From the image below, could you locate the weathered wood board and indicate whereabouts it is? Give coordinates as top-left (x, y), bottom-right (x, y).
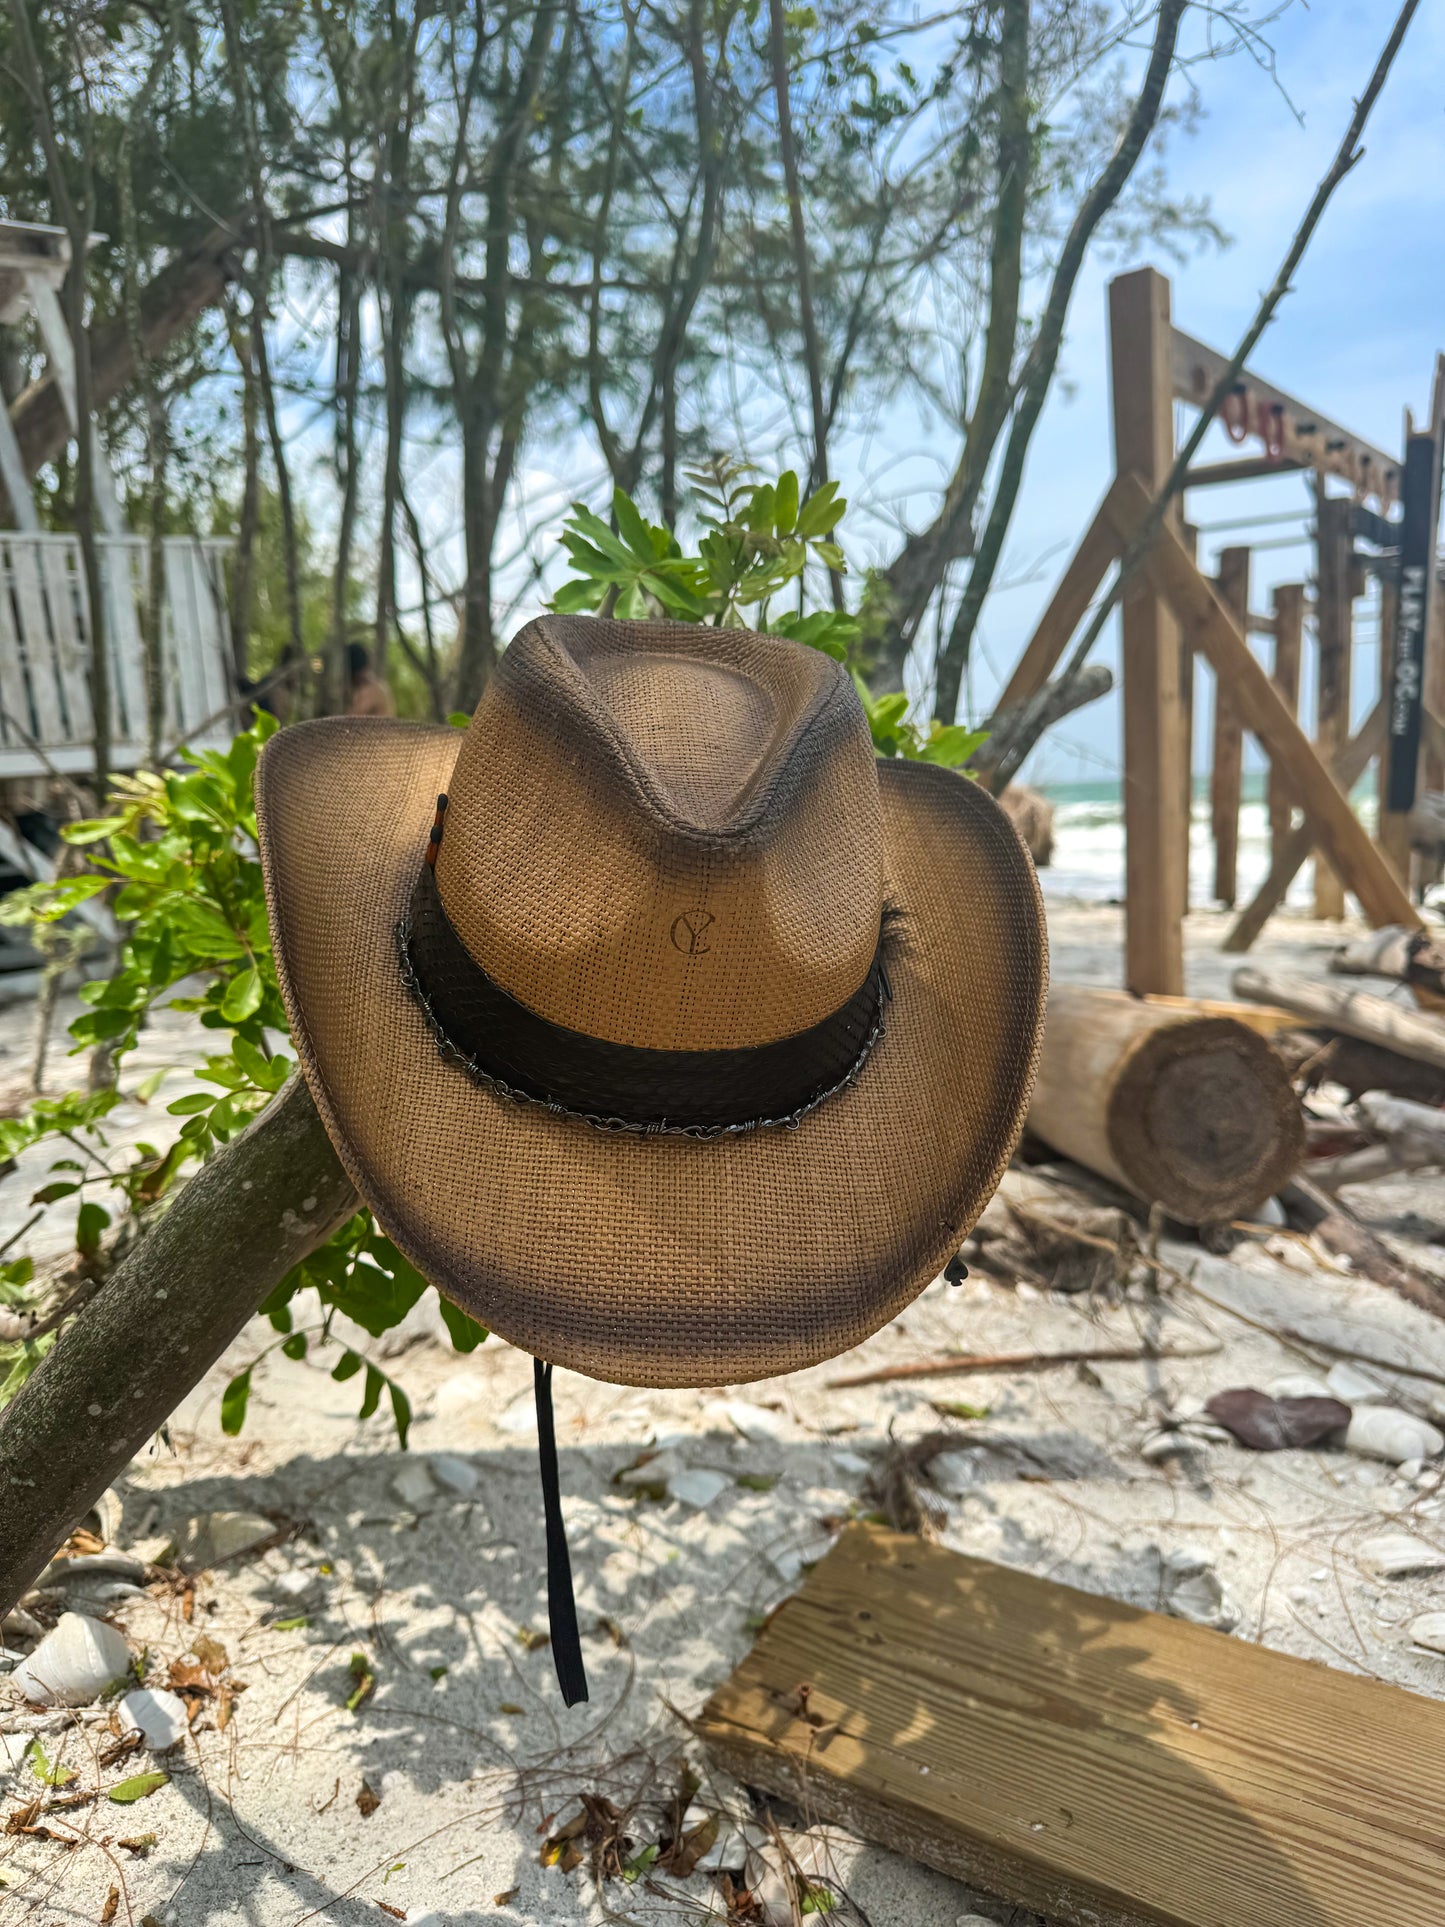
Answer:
top-left (697, 1524), bottom-right (1445, 1927)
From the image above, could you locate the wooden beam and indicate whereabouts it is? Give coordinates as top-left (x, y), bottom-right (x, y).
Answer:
top-left (1110, 269), bottom-right (1186, 996)
top-left (1182, 454), bottom-right (1307, 489)
top-left (1171, 326), bottom-right (1401, 507)
top-left (1313, 496), bottom-right (1356, 918)
top-left (1209, 546), bottom-right (1249, 906)
top-left (988, 490), bottom-right (1120, 720)
top-left (1105, 472), bottom-right (1420, 934)
top-left (699, 1524), bottom-right (1445, 1927)
top-left (1223, 701), bottom-right (1386, 951)
top-left (1267, 582), bottom-right (1304, 861)
top-left (1180, 523), bottom-right (1198, 913)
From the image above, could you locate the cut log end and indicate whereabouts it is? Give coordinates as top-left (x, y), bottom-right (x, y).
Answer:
top-left (1109, 1017), bottom-right (1304, 1224)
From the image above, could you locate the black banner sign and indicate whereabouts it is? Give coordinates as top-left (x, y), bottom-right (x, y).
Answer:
top-left (1386, 434), bottom-right (1437, 815)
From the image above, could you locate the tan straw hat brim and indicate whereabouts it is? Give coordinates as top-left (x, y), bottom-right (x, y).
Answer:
top-left (257, 718), bottom-right (1046, 1388)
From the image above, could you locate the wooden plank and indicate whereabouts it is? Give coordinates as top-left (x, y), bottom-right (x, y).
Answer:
top-left (164, 539), bottom-right (209, 738)
top-left (989, 491), bottom-right (1119, 720)
top-left (99, 538), bottom-right (148, 756)
top-left (1182, 454), bottom-right (1307, 488)
top-left (1106, 473), bottom-right (1420, 933)
top-left (1110, 269), bottom-right (1186, 996)
top-left (1422, 353), bottom-right (1445, 819)
top-left (1179, 523), bottom-right (1197, 913)
top-left (698, 1524), bottom-right (1445, 1927)
top-left (1170, 325), bottom-right (1401, 506)
top-left (0, 537), bottom-right (37, 752)
top-left (1268, 582), bottom-right (1304, 859)
top-left (1223, 700), bottom-right (1385, 952)
top-left (1312, 496), bottom-right (1355, 918)
top-left (1209, 545), bottom-right (1249, 905)
top-left (37, 539), bottom-right (92, 746)
top-left (12, 541), bottom-right (66, 748)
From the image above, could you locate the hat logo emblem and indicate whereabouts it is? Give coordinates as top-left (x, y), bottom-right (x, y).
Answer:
top-left (670, 908), bottom-right (715, 956)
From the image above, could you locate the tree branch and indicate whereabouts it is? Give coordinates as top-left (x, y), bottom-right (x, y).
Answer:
top-left (0, 1074), bottom-right (356, 1616)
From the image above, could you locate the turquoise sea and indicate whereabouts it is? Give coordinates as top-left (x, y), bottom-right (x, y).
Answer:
top-left (1032, 772), bottom-right (1379, 907)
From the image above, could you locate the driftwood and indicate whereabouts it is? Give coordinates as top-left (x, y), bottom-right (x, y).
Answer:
top-left (1282, 1176), bottom-right (1445, 1325)
top-left (1028, 985), bottom-right (1304, 1224)
top-left (997, 784), bottom-right (1055, 867)
top-left (1280, 1029), bottom-right (1445, 1107)
top-left (827, 1341), bottom-right (1218, 1391)
top-left (967, 1168), bottom-right (1139, 1292)
top-left (0, 1074), bottom-right (356, 1615)
top-left (1234, 967), bottom-right (1445, 1074)
top-left (1330, 925), bottom-right (1445, 1015)
top-left (1311, 1092), bottom-right (1445, 1189)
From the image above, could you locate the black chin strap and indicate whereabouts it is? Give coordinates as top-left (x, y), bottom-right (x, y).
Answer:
top-left (533, 1359), bottom-right (589, 1706)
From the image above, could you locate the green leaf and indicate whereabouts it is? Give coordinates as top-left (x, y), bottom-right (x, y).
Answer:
top-left (613, 487), bottom-right (656, 561)
top-left (281, 1332), bottom-right (308, 1360)
top-left (345, 1651), bottom-right (375, 1712)
top-left (773, 469), bottom-right (799, 534)
top-left (220, 1367), bottom-right (252, 1437)
top-left (438, 1296), bottom-right (488, 1353)
top-left (27, 1739), bottom-right (76, 1787)
top-left (389, 1380), bottom-right (412, 1449)
top-left (108, 1770), bottom-right (170, 1804)
top-left (75, 1201), bottom-right (110, 1259)
top-left (331, 1349), bottom-right (363, 1382)
top-left (358, 1364), bottom-right (384, 1422)
top-left (134, 1067), bottom-right (169, 1103)
top-left (220, 966), bottom-right (263, 1023)
top-left (796, 479), bottom-right (845, 537)
top-left (447, 711), bottom-right (471, 728)
top-left (29, 1181), bottom-right (78, 1205)
top-left (273, 1613), bottom-right (309, 1631)
top-left (621, 1843), bottom-right (659, 1884)
top-left (166, 1092), bottom-right (216, 1116)
top-left (916, 724), bottom-right (988, 768)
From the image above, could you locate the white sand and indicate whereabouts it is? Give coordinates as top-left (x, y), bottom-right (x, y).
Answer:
top-left (3, 899), bottom-right (1445, 1926)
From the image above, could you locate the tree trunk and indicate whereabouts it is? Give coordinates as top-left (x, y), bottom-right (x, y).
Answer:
top-left (1028, 985), bottom-right (1304, 1223)
top-left (0, 1074), bottom-right (356, 1616)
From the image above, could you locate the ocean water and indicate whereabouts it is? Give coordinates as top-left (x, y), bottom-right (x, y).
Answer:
top-left (1035, 773), bottom-right (1378, 909)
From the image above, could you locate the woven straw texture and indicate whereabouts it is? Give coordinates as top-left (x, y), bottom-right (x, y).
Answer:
top-left (256, 617), bottom-right (1047, 1388)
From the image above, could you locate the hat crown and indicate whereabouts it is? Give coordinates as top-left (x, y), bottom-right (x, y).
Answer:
top-left (433, 616), bottom-right (884, 1050)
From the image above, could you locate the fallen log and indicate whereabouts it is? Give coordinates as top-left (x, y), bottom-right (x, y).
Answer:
top-left (0, 1073), bottom-right (356, 1616)
top-left (1234, 967), bottom-right (1445, 1074)
top-left (1028, 986), bottom-right (1304, 1224)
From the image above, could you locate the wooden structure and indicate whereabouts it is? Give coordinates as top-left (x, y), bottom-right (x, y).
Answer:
top-left (699, 1523), bottom-right (1445, 1927)
top-left (997, 267), bottom-right (1439, 994)
top-left (1028, 984), bottom-right (1303, 1222)
top-left (0, 221), bottom-right (234, 782)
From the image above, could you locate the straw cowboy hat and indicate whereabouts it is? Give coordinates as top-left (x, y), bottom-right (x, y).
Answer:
top-left (256, 615), bottom-right (1047, 1391)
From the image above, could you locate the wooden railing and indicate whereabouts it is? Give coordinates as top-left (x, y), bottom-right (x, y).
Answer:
top-left (0, 531), bottom-right (234, 779)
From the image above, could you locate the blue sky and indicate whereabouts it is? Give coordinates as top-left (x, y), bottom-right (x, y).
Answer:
top-left (954, 0), bottom-right (1445, 786)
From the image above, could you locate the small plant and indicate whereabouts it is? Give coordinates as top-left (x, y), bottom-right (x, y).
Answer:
top-left (552, 460), bottom-right (987, 770)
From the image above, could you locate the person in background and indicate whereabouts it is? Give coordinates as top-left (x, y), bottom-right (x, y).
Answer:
top-left (347, 641), bottom-right (396, 718)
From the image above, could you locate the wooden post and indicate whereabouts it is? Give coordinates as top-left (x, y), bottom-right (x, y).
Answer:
top-left (1105, 473), bottom-right (1420, 934)
top-left (1209, 546), bottom-right (1250, 905)
top-left (1109, 268), bottom-right (1186, 996)
top-left (1269, 583), bottom-right (1304, 861)
top-left (1181, 522), bottom-right (1198, 914)
top-left (1421, 356), bottom-right (1445, 892)
top-left (1313, 496), bottom-right (1355, 918)
top-left (1376, 564), bottom-right (1410, 884)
